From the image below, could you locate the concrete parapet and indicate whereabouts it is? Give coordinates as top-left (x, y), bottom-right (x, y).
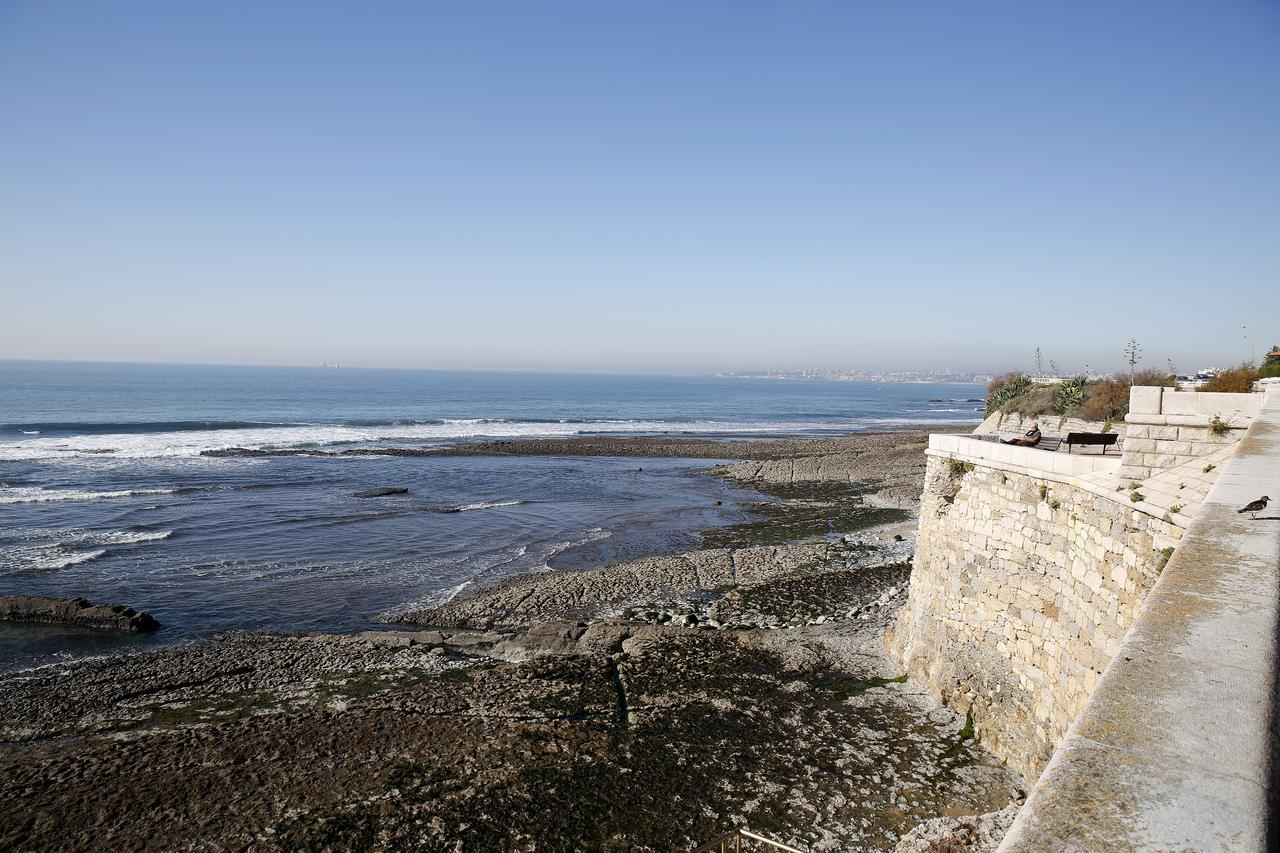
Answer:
top-left (929, 434), bottom-right (1120, 480)
top-left (1119, 386), bottom-right (1262, 479)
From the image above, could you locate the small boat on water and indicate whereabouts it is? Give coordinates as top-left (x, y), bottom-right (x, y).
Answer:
top-left (20, 430), bottom-right (39, 435)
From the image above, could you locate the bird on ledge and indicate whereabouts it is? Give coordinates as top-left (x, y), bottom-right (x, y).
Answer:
top-left (1237, 496), bottom-right (1270, 519)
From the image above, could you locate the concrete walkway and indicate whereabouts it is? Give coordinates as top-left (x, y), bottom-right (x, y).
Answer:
top-left (998, 386), bottom-right (1280, 851)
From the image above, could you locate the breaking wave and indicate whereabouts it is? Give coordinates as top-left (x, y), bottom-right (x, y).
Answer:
top-left (439, 500), bottom-right (526, 513)
top-left (0, 527), bottom-right (173, 572)
top-left (0, 546), bottom-right (108, 572)
top-left (0, 413), bottom-right (980, 462)
top-left (0, 486), bottom-right (178, 505)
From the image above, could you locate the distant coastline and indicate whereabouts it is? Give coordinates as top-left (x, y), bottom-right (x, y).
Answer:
top-left (717, 370), bottom-right (992, 383)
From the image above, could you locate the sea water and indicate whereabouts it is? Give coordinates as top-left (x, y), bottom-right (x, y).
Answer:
top-left (0, 361), bottom-right (983, 670)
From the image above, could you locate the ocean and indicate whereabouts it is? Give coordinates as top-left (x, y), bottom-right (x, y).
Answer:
top-left (0, 361), bottom-right (983, 670)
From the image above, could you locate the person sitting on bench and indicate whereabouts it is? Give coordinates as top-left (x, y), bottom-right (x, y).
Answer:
top-left (1003, 422), bottom-right (1042, 447)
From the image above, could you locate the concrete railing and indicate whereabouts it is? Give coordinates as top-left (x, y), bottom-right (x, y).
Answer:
top-left (1120, 386), bottom-right (1263, 480)
top-left (928, 433), bottom-right (1121, 479)
top-left (998, 386), bottom-right (1280, 850)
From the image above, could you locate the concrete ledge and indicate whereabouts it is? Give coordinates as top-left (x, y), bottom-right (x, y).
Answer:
top-left (1129, 387), bottom-right (1265, 420)
top-left (929, 434), bottom-right (1120, 478)
top-left (998, 387), bottom-right (1280, 851)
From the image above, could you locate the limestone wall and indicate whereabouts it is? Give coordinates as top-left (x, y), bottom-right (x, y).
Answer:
top-left (887, 454), bottom-right (1182, 783)
top-left (998, 385), bottom-right (1280, 850)
top-left (974, 411), bottom-right (1119, 440)
top-left (1118, 386), bottom-right (1261, 479)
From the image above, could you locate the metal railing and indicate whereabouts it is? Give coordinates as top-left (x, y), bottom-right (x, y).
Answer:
top-left (691, 828), bottom-right (805, 853)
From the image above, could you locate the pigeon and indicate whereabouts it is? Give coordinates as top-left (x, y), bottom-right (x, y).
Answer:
top-left (1237, 496), bottom-right (1269, 519)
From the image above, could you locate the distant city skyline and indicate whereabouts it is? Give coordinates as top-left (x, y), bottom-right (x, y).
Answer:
top-left (0, 354), bottom-right (1261, 383)
top-left (1, 2), bottom-right (1277, 372)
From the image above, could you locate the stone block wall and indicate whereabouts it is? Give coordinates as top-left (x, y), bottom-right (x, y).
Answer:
top-left (887, 455), bottom-right (1182, 783)
top-left (975, 411), bottom-right (1119, 440)
top-left (1118, 387), bottom-right (1261, 480)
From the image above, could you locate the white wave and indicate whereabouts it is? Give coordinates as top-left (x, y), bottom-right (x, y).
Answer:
top-left (0, 415), bottom-right (975, 461)
top-left (0, 546), bottom-right (108, 571)
top-left (443, 500), bottom-right (525, 513)
top-left (0, 527), bottom-right (172, 551)
top-left (377, 581), bottom-right (471, 621)
top-left (0, 486), bottom-right (177, 504)
top-left (541, 527), bottom-right (612, 565)
top-left (93, 529), bottom-right (173, 545)
top-left (421, 579), bottom-right (473, 609)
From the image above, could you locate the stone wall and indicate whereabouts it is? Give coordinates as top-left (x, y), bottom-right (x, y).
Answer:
top-left (1118, 386), bottom-right (1261, 480)
top-left (998, 385), bottom-right (1280, 850)
top-left (887, 454), bottom-right (1183, 783)
top-left (974, 411), bottom-right (1119, 440)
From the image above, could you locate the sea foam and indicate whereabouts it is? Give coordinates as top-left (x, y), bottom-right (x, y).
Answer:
top-left (0, 546), bottom-right (109, 572)
top-left (0, 414), bottom-right (975, 462)
top-left (0, 486), bottom-right (177, 505)
top-left (440, 500), bottom-right (526, 513)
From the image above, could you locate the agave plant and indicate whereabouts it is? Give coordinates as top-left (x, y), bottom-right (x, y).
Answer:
top-left (1053, 376), bottom-right (1087, 415)
top-left (985, 373), bottom-right (1032, 415)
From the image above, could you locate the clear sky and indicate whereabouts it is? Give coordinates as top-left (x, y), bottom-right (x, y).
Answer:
top-left (1, 2), bottom-right (1276, 375)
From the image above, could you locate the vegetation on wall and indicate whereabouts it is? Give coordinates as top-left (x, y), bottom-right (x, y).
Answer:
top-left (986, 369), bottom-right (1175, 422)
top-left (984, 372), bottom-right (1032, 415)
top-left (1052, 377), bottom-right (1087, 415)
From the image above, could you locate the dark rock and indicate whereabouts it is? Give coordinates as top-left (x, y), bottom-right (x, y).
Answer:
top-left (0, 595), bottom-right (159, 633)
top-left (352, 487), bottom-right (409, 498)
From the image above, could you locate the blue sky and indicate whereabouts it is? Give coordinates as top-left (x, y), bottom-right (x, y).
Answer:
top-left (1, 2), bottom-right (1276, 374)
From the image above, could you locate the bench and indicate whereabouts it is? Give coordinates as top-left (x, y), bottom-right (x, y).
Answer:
top-left (1064, 432), bottom-right (1120, 454)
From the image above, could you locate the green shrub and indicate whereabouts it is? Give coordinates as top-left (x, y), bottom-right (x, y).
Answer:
top-left (1130, 491), bottom-right (1145, 503)
top-left (1170, 503), bottom-right (1184, 514)
top-left (985, 373), bottom-right (1032, 415)
top-left (1208, 415), bottom-right (1229, 436)
top-left (1260, 362), bottom-right (1280, 379)
top-left (1157, 546), bottom-right (1175, 571)
top-left (999, 384), bottom-right (1057, 416)
top-left (996, 369), bottom-right (1174, 423)
top-left (1053, 376), bottom-right (1087, 415)
top-left (948, 459), bottom-right (975, 476)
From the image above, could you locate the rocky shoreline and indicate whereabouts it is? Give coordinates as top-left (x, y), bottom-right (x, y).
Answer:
top-left (0, 595), bottom-right (159, 633)
top-left (0, 429), bottom-right (1021, 851)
